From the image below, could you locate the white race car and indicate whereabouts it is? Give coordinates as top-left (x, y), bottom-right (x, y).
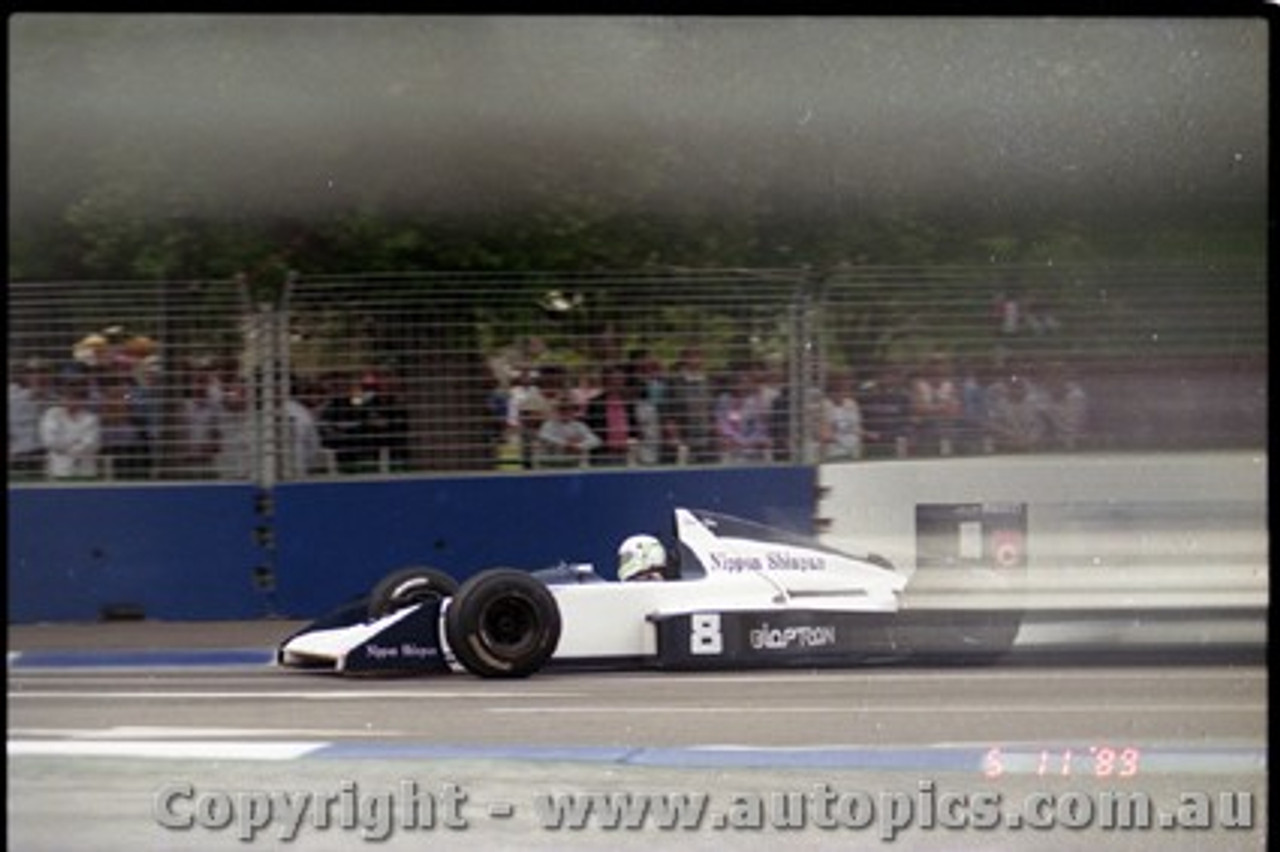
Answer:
top-left (278, 507), bottom-right (1018, 678)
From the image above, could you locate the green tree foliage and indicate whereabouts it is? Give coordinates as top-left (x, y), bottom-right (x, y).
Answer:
top-left (10, 136), bottom-right (1264, 280)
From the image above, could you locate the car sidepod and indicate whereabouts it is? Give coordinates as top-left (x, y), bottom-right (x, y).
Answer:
top-left (651, 608), bottom-right (900, 669)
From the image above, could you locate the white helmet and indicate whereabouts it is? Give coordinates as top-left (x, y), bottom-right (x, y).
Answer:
top-left (617, 534), bottom-right (666, 581)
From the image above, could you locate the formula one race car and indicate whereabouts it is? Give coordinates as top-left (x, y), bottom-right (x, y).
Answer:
top-left (277, 507), bottom-right (1020, 678)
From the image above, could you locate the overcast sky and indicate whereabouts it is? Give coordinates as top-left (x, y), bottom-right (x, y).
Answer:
top-left (8, 15), bottom-right (1268, 229)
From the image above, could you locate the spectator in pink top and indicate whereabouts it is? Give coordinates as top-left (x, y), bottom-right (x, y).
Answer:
top-left (584, 365), bottom-right (635, 467)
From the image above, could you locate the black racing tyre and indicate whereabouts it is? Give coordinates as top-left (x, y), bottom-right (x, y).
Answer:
top-left (367, 567), bottom-right (459, 619)
top-left (444, 568), bottom-right (561, 678)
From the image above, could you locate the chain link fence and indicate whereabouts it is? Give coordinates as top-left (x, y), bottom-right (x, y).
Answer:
top-left (8, 264), bottom-right (1266, 483)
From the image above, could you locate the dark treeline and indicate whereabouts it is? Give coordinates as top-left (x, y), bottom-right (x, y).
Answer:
top-left (9, 201), bottom-right (1264, 283)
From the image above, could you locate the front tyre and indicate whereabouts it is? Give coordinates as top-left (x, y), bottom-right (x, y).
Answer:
top-left (368, 567), bottom-right (459, 619)
top-left (445, 568), bottom-right (561, 678)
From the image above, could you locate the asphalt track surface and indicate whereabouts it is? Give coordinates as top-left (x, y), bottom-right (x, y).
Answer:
top-left (8, 620), bottom-right (1267, 851)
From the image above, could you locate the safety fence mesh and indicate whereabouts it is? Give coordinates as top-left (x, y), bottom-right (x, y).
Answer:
top-left (8, 263), bottom-right (1266, 482)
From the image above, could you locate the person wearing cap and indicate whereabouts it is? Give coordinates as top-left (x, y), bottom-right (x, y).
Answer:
top-left (617, 534), bottom-right (668, 582)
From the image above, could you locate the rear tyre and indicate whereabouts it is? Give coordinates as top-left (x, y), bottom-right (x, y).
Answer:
top-left (445, 568), bottom-right (561, 678)
top-left (368, 567), bottom-right (459, 619)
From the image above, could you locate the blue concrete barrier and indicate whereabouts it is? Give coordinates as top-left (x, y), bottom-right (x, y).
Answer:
top-left (12, 454), bottom-right (1263, 624)
top-left (8, 484), bottom-right (267, 622)
top-left (271, 467), bottom-right (815, 617)
top-left (9, 467), bottom-right (814, 622)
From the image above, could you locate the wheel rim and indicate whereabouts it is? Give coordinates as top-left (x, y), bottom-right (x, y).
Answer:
top-left (478, 594), bottom-right (539, 656)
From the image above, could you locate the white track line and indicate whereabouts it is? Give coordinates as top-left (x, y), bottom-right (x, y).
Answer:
top-left (8, 740), bottom-right (325, 760)
top-left (486, 703), bottom-right (1262, 715)
top-left (9, 726), bottom-right (403, 739)
top-left (572, 669), bottom-right (1267, 685)
top-left (8, 690), bottom-right (588, 700)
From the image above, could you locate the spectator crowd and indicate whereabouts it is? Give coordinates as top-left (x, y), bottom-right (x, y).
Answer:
top-left (10, 328), bottom-right (1090, 482)
top-left (484, 337), bottom-right (1090, 471)
top-left (8, 328), bottom-right (413, 482)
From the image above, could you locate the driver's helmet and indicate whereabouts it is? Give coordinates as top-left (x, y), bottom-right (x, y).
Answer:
top-left (617, 534), bottom-right (667, 582)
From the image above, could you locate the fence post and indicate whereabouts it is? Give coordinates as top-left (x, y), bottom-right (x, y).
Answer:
top-left (272, 272), bottom-right (294, 482)
top-left (789, 271), bottom-right (825, 465)
top-left (239, 271), bottom-right (294, 487)
top-left (238, 271), bottom-right (292, 616)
